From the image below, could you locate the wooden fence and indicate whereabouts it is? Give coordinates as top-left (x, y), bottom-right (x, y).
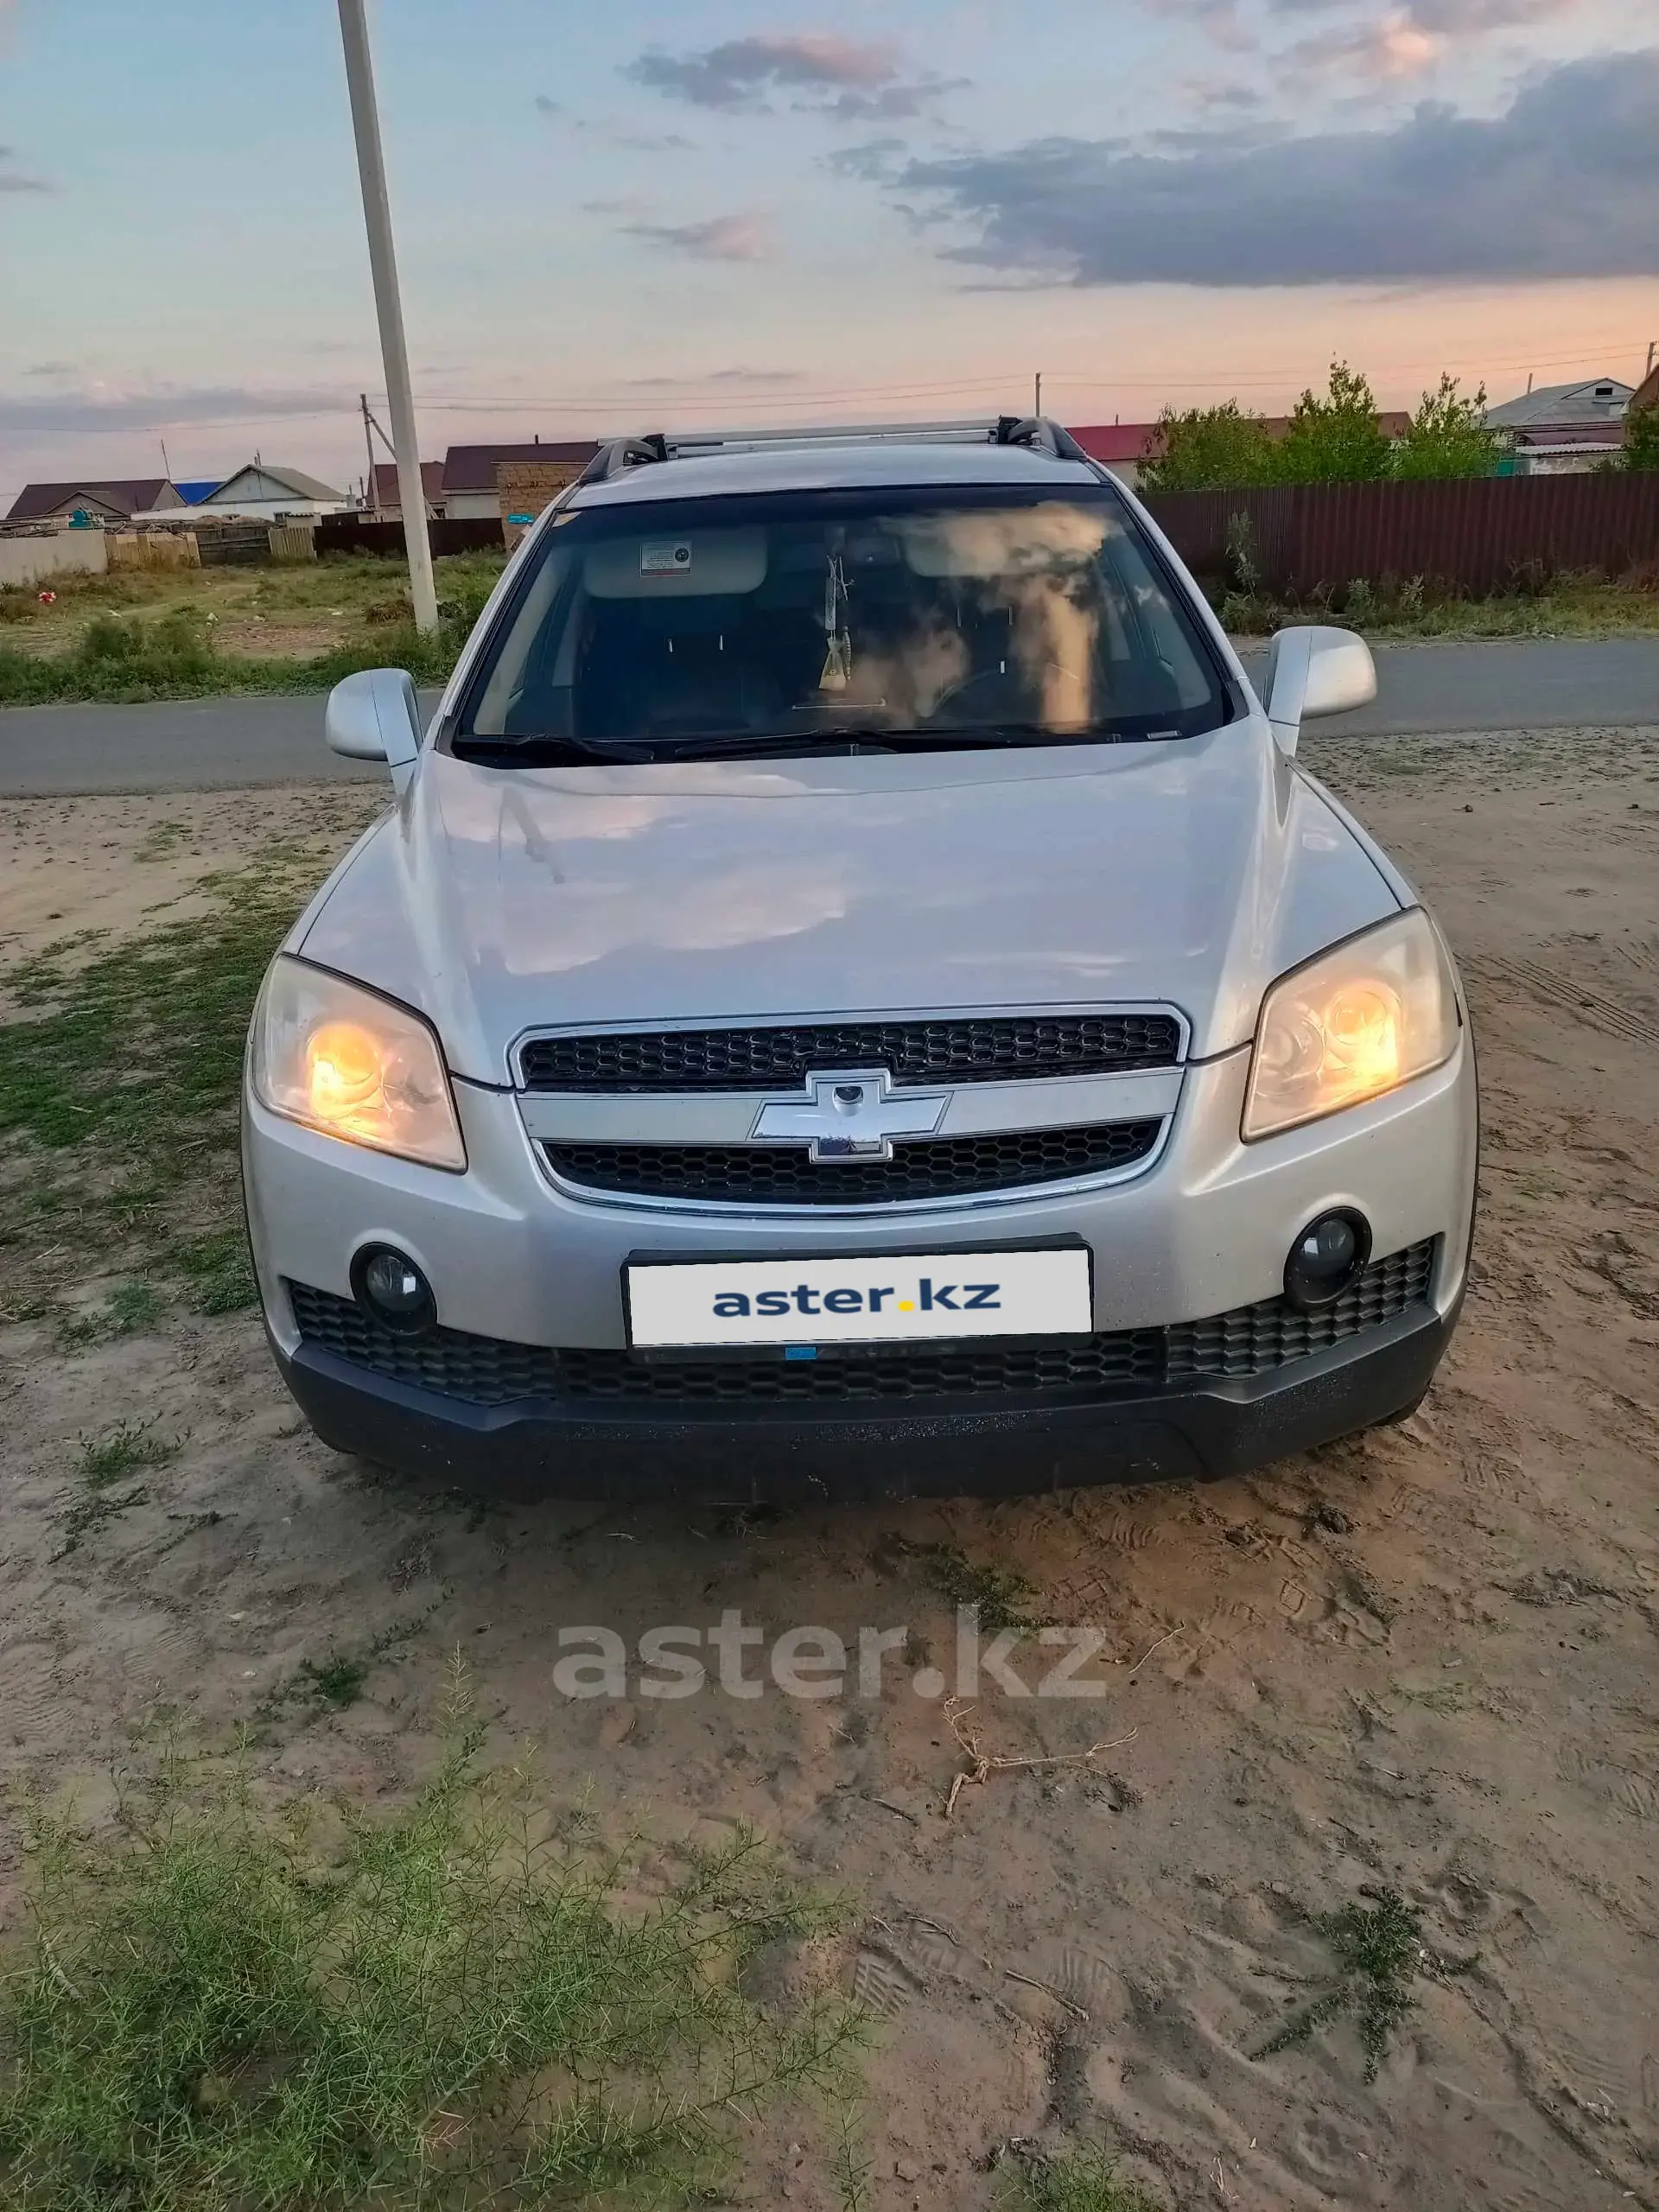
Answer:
top-left (1141, 473), bottom-right (1659, 596)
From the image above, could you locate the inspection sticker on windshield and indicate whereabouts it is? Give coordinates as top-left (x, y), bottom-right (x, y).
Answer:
top-left (626, 1248), bottom-right (1091, 1350)
top-left (640, 539), bottom-right (693, 575)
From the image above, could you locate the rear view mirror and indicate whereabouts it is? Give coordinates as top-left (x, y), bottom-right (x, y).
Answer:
top-left (1263, 626), bottom-right (1376, 758)
top-left (325, 668), bottom-right (423, 792)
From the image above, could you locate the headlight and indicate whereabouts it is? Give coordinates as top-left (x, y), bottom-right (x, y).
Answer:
top-left (1243, 910), bottom-right (1459, 1141)
top-left (250, 957), bottom-right (466, 1171)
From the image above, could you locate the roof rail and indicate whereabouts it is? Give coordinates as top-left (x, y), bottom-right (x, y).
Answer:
top-left (575, 416), bottom-right (1084, 481)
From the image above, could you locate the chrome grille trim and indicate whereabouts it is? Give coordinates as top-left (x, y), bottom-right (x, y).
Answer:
top-left (516, 1065), bottom-right (1185, 1147)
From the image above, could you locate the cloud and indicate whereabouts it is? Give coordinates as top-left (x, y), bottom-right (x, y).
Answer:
top-left (0, 385), bottom-right (347, 435)
top-left (620, 368), bottom-right (805, 391)
top-left (610, 129), bottom-right (696, 151)
top-left (622, 213), bottom-right (772, 263)
top-left (626, 33), bottom-right (898, 107)
top-left (1287, 11), bottom-right (1446, 77)
top-left (535, 94), bottom-right (693, 150)
top-left (624, 33), bottom-right (963, 120)
top-left (0, 143), bottom-right (51, 192)
top-left (823, 137), bottom-right (911, 181)
top-left (883, 49), bottom-right (1659, 286)
top-left (1156, 0), bottom-right (1259, 52)
top-left (1270, 0), bottom-right (1577, 21)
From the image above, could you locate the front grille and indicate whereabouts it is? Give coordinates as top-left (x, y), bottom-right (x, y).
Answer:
top-left (287, 1239), bottom-right (1435, 1410)
top-left (519, 1012), bottom-right (1182, 1093)
top-left (543, 1121), bottom-right (1163, 1206)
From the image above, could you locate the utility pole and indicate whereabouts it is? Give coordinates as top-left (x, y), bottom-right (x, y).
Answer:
top-left (337, 0), bottom-right (437, 631)
top-left (361, 393), bottom-right (380, 516)
top-left (1034, 370), bottom-right (1043, 417)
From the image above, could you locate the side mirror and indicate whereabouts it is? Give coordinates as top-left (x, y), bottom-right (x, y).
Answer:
top-left (325, 668), bottom-right (423, 792)
top-left (1262, 626), bottom-right (1376, 758)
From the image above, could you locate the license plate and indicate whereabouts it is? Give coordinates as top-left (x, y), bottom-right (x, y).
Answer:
top-left (625, 1247), bottom-right (1092, 1351)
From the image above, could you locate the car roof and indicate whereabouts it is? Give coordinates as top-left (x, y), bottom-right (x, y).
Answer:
top-left (567, 440), bottom-right (1103, 509)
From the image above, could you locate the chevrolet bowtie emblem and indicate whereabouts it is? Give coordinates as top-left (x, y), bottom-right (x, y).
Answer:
top-left (750, 1068), bottom-right (948, 1162)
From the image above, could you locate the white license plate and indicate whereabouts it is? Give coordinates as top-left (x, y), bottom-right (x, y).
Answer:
top-left (625, 1248), bottom-right (1092, 1351)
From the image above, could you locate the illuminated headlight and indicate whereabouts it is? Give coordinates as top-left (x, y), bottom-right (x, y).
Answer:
top-left (250, 957), bottom-right (466, 1171)
top-left (1243, 910), bottom-right (1459, 1141)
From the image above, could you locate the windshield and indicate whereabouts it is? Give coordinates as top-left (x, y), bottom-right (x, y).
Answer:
top-left (454, 481), bottom-right (1230, 763)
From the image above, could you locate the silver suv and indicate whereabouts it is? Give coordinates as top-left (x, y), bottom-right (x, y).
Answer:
top-left (243, 417), bottom-right (1477, 1501)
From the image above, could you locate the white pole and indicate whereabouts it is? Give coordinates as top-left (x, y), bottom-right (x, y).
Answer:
top-left (337, 0), bottom-right (438, 632)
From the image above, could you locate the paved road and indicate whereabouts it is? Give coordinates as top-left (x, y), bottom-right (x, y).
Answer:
top-left (2, 639), bottom-right (1656, 796)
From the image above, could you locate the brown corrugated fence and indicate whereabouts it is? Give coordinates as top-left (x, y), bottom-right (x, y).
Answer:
top-left (1141, 474), bottom-right (1659, 596)
top-left (314, 517), bottom-right (508, 560)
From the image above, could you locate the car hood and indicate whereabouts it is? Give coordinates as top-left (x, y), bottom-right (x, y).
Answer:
top-left (297, 721), bottom-right (1399, 1085)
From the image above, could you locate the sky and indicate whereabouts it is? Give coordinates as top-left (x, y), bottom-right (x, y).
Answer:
top-left (1, 0), bottom-right (1656, 505)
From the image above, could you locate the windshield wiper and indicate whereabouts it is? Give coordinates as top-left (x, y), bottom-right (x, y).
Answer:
top-left (641, 727), bottom-right (904, 760)
top-left (452, 723), bottom-right (1136, 769)
top-left (452, 733), bottom-right (646, 766)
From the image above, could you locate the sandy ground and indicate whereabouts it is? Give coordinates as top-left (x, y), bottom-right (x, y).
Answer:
top-left (1, 728), bottom-right (1657, 2209)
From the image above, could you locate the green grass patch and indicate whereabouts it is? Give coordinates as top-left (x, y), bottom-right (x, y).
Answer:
top-left (1257, 1887), bottom-right (1476, 2082)
top-left (996, 2141), bottom-right (1163, 2211)
top-left (918, 1543), bottom-right (1046, 1636)
top-left (0, 609), bottom-right (461, 706)
top-left (0, 1715), bottom-right (864, 2210)
top-left (79, 1421), bottom-right (182, 1491)
top-left (1219, 568), bottom-right (1659, 641)
top-left (0, 851), bottom-right (321, 1313)
top-left (58, 1279), bottom-right (164, 1347)
top-left (169, 1229), bottom-right (259, 1316)
top-left (0, 551), bottom-right (506, 706)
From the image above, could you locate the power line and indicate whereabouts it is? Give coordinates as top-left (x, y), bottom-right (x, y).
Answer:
top-left (22, 334), bottom-right (1650, 441)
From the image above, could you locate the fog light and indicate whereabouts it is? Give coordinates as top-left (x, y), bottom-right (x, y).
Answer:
top-left (1284, 1210), bottom-right (1370, 1312)
top-left (353, 1245), bottom-right (435, 1336)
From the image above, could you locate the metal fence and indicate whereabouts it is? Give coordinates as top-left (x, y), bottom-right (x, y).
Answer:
top-left (1141, 473), bottom-right (1659, 596)
top-left (314, 516), bottom-right (505, 560)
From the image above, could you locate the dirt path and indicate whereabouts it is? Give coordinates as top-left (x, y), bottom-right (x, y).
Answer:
top-left (1, 732), bottom-right (1656, 2209)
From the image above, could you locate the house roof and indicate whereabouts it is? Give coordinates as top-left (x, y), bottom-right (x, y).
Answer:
top-left (1067, 410), bottom-right (1413, 472)
top-left (440, 440), bottom-right (599, 495)
top-left (5, 477), bottom-right (175, 523)
top-left (200, 463), bottom-right (346, 505)
top-left (173, 479), bottom-right (222, 505)
top-left (369, 460), bottom-right (446, 511)
top-left (1067, 423), bottom-right (1163, 465)
top-left (1513, 423), bottom-right (1626, 448)
top-left (1630, 364), bottom-right (1659, 416)
top-left (1486, 378), bottom-right (1633, 430)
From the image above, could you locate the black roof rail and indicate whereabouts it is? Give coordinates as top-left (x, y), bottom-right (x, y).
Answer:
top-left (574, 435), bottom-right (672, 486)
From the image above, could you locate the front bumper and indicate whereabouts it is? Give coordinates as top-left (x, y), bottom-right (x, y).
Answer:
top-left (245, 1027), bottom-right (1476, 1501)
top-left (273, 1294), bottom-right (1452, 1503)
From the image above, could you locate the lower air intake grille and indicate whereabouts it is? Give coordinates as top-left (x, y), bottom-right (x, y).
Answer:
top-left (287, 1239), bottom-right (1435, 1410)
top-left (543, 1121), bottom-right (1162, 1206)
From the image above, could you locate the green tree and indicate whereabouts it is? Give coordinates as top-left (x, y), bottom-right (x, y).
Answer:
top-left (1622, 405), bottom-right (1659, 472)
top-left (1141, 399), bottom-right (1277, 493)
top-left (1393, 373), bottom-right (1503, 480)
top-left (1275, 360), bottom-right (1393, 485)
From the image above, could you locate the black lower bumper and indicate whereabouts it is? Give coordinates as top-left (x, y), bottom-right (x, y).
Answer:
top-left (273, 1299), bottom-right (1454, 1504)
